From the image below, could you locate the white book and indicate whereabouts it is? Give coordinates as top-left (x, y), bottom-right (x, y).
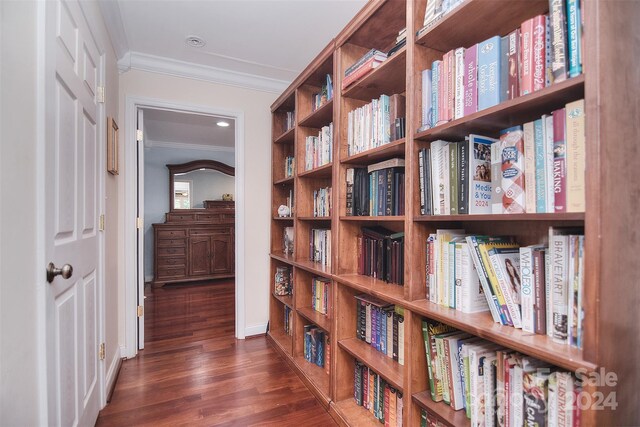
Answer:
top-left (548, 372), bottom-right (559, 427)
top-left (550, 228), bottom-right (573, 343)
top-left (430, 140), bottom-right (450, 215)
top-left (557, 371), bottom-right (574, 427)
top-left (512, 364), bottom-right (524, 427)
top-left (519, 245), bottom-right (543, 333)
top-left (545, 250), bottom-right (553, 337)
top-left (483, 354), bottom-right (498, 427)
top-left (454, 47), bottom-right (466, 119)
top-left (544, 114), bottom-right (555, 212)
top-left (488, 248), bottom-right (523, 328)
top-left (523, 121), bottom-right (537, 213)
top-left (468, 343), bottom-right (501, 426)
top-left (490, 142), bottom-right (503, 214)
top-left (459, 241), bottom-right (490, 313)
top-left (436, 229), bottom-right (465, 306)
top-left (444, 333), bottom-right (471, 410)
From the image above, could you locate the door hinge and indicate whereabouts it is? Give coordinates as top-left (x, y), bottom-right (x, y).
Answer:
top-left (137, 305), bottom-right (144, 317)
top-left (97, 86), bottom-right (105, 103)
top-left (98, 343), bottom-right (105, 360)
top-left (136, 129), bottom-right (143, 141)
top-left (99, 214), bottom-right (105, 231)
top-left (136, 217), bottom-right (143, 229)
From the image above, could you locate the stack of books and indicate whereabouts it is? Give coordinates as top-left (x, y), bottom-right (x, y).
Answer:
top-left (353, 361), bottom-right (403, 425)
top-left (311, 277), bottom-right (330, 315)
top-left (342, 48), bottom-right (388, 90)
top-left (304, 123), bottom-right (333, 171)
top-left (312, 186), bottom-right (331, 218)
top-left (303, 325), bottom-right (329, 369)
top-left (355, 295), bottom-right (405, 364)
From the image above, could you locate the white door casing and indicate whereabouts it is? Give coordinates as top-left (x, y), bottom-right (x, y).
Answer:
top-left (43, 0), bottom-right (104, 425)
top-left (136, 108), bottom-right (145, 348)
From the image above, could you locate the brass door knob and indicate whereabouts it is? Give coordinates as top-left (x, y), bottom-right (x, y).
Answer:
top-left (46, 262), bottom-right (73, 283)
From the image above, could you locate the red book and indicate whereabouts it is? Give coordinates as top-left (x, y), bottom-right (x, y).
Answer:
top-left (447, 49), bottom-right (455, 122)
top-left (384, 384), bottom-right (390, 426)
top-left (532, 15), bottom-right (548, 92)
top-left (507, 29), bottom-right (520, 100)
top-left (552, 108), bottom-right (567, 212)
top-left (520, 17), bottom-right (534, 96)
top-left (341, 56), bottom-right (383, 89)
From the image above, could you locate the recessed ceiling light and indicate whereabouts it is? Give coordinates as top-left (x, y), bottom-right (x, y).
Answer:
top-left (216, 121), bottom-right (230, 127)
top-left (185, 35), bottom-right (206, 48)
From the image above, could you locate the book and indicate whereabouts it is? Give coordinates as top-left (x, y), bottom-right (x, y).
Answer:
top-left (490, 142), bottom-right (503, 214)
top-left (346, 168), bottom-right (354, 216)
top-left (274, 266), bottom-right (292, 296)
top-left (458, 141), bottom-right (468, 215)
top-left (458, 241), bottom-right (490, 313)
top-left (342, 56), bottom-right (386, 89)
top-left (499, 126), bottom-right (526, 213)
top-left (534, 118), bottom-right (547, 213)
top-left (544, 114), bottom-right (556, 212)
top-left (422, 320), bottom-right (457, 402)
top-left (432, 60), bottom-right (441, 126)
top-left (477, 36), bottom-right (502, 110)
top-left (454, 47), bottom-right (465, 120)
top-left (467, 134), bottom-right (496, 214)
top-left (449, 142), bottom-right (459, 215)
top-left (520, 245), bottom-right (544, 333)
top-left (549, 0), bottom-right (569, 83)
top-left (523, 369), bottom-right (550, 427)
top-left (533, 247), bottom-right (548, 335)
top-left (533, 15), bottom-right (548, 92)
top-left (345, 48), bottom-right (387, 76)
top-left (521, 16), bottom-right (548, 95)
top-left (552, 108), bottom-right (567, 212)
top-left (283, 226), bottom-right (294, 255)
top-left (500, 35), bottom-right (509, 102)
top-left (463, 44), bottom-right (478, 116)
top-left (565, 99), bottom-right (585, 212)
top-left (488, 247), bottom-right (523, 328)
top-left (430, 140), bottom-right (451, 215)
top-left (507, 29), bottom-right (520, 100)
top-left (389, 94), bottom-right (406, 141)
top-left (419, 69), bottom-right (433, 131)
top-left (523, 121), bottom-right (537, 213)
top-left (567, 0), bottom-right (582, 77)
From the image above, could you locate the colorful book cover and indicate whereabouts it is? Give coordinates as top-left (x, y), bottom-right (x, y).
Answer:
top-left (567, 0), bottom-right (582, 77)
top-left (458, 141), bottom-right (469, 215)
top-left (532, 15), bottom-right (548, 91)
top-left (544, 114), bottom-right (555, 212)
top-left (533, 247), bottom-right (547, 335)
top-left (533, 119), bottom-right (546, 213)
top-left (552, 108), bottom-right (567, 212)
top-left (565, 99), bottom-right (585, 212)
top-left (449, 142), bottom-right (459, 215)
top-left (422, 320), bottom-right (457, 402)
top-left (467, 134), bottom-right (496, 214)
top-left (488, 247), bottom-right (523, 328)
top-left (523, 370), bottom-right (550, 427)
top-left (463, 44), bottom-right (478, 116)
top-left (500, 126), bottom-right (526, 213)
top-left (507, 29), bottom-right (521, 100)
top-left (549, 0), bottom-right (568, 83)
top-left (520, 17), bottom-right (534, 96)
top-left (459, 241), bottom-right (490, 313)
top-left (520, 245), bottom-right (538, 333)
top-left (523, 121), bottom-right (536, 213)
top-left (479, 241), bottom-right (520, 326)
top-left (477, 36), bottom-right (502, 110)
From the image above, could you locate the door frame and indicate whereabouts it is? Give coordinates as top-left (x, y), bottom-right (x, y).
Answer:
top-left (123, 95), bottom-right (246, 358)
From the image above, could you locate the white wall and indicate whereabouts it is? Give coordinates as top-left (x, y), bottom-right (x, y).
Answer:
top-left (0, 0), bottom-right (120, 424)
top-left (143, 146), bottom-right (235, 280)
top-left (120, 69), bottom-right (275, 336)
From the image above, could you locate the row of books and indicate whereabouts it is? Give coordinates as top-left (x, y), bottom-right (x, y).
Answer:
top-left (420, 0), bottom-right (465, 33)
top-left (355, 294), bottom-right (405, 365)
top-left (311, 277), bottom-right (330, 316)
top-left (283, 111), bottom-right (295, 133)
top-left (357, 226), bottom-right (404, 285)
top-left (284, 305), bottom-right (293, 336)
top-left (303, 325), bottom-right (329, 370)
top-left (274, 266), bottom-right (293, 296)
top-left (342, 48), bottom-right (388, 90)
top-left (312, 186), bottom-right (331, 218)
top-left (353, 361), bottom-right (404, 426)
top-left (419, 7), bottom-right (583, 131)
top-left (418, 99), bottom-right (585, 216)
top-left (426, 227), bottom-right (585, 347)
top-left (284, 155), bottom-right (294, 178)
top-left (311, 74), bottom-right (333, 112)
top-left (346, 93), bottom-right (405, 156)
top-left (310, 228), bottom-right (331, 267)
top-left (346, 158), bottom-right (406, 217)
top-left (421, 319), bottom-right (581, 426)
top-left (304, 123), bottom-right (333, 171)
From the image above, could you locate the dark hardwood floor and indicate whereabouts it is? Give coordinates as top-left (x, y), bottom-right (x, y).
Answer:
top-left (96, 280), bottom-right (336, 426)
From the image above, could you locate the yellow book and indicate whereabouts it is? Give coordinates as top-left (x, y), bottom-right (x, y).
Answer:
top-left (566, 99), bottom-right (585, 212)
top-left (478, 242), bottom-right (519, 325)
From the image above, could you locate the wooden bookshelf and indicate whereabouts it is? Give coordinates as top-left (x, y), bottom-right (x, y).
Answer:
top-left (269, 0), bottom-right (640, 425)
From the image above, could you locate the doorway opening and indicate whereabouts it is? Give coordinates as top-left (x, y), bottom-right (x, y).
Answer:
top-left (124, 96), bottom-right (246, 358)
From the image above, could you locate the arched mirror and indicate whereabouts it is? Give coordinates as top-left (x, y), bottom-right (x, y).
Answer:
top-left (168, 160), bottom-right (235, 211)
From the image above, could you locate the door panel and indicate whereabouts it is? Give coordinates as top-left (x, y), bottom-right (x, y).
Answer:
top-left (190, 237), bottom-right (211, 276)
top-left (211, 235), bottom-right (232, 274)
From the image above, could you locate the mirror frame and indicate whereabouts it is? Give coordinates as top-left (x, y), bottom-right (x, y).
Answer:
top-left (168, 160), bottom-right (235, 212)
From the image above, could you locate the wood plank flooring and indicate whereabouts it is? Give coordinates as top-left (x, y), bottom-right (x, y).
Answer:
top-left (96, 280), bottom-right (336, 426)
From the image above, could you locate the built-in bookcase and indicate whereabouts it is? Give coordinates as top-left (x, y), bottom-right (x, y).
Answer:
top-left (269, 0), bottom-right (639, 425)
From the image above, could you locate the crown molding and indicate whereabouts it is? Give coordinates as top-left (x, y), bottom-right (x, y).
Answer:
top-left (118, 51), bottom-right (290, 94)
top-left (97, 0), bottom-right (129, 60)
top-left (144, 139), bottom-right (235, 153)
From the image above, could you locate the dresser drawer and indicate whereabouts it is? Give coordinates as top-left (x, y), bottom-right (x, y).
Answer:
top-left (194, 213), bottom-right (220, 222)
top-left (157, 246), bottom-right (186, 256)
top-left (157, 238), bottom-right (187, 247)
top-left (165, 213), bottom-right (196, 222)
top-left (157, 266), bottom-right (186, 278)
top-left (190, 227), bottom-right (231, 236)
top-left (157, 229), bottom-right (187, 239)
top-left (156, 256), bottom-right (186, 267)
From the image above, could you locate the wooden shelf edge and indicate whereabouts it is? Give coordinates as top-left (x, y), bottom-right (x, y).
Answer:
top-left (298, 216), bottom-right (332, 221)
top-left (273, 127), bottom-right (295, 144)
top-left (414, 212), bottom-right (585, 222)
top-left (292, 356), bottom-right (331, 405)
top-left (330, 399), bottom-right (382, 427)
top-left (338, 337), bottom-right (404, 391)
top-left (297, 306), bottom-right (331, 333)
top-left (270, 252), bottom-right (296, 266)
top-left (273, 176), bottom-right (295, 185)
top-left (341, 47), bottom-right (407, 99)
top-left (334, 274), bottom-right (406, 307)
top-left (272, 292), bottom-right (294, 308)
top-left (267, 330), bottom-right (292, 358)
top-left (341, 138), bottom-right (405, 165)
top-left (412, 391), bottom-right (470, 427)
top-left (406, 299), bottom-right (597, 372)
top-left (298, 163), bottom-right (333, 178)
top-left (340, 215), bottom-right (405, 222)
top-left (299, 98), bottom-right (334, 128)
top-left (272, 216), bottom-right (295, 221)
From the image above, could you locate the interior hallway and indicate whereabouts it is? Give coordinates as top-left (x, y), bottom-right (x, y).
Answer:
top-left (96, 280), bottom-right (336, 426)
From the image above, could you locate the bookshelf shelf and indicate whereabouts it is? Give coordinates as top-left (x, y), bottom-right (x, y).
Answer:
top-left (407, 299), bottom-right (596, 372)
top-left (338, 338), bottom-right (404, 392)
top-left (414, 75), bottom-right (585, 142)
top-left (292, 356), bottom-right (330, 401)
top-left (412, 391), bottom-right (470, 427)
top-left (298, 216), bottom-right (331, 222)
top-left (274, 176), bottom-right (295, 185)
top-left (294, 259), bottom-right (332, 277)
top-left (274, 127), bottom-right (295, 144)
top-left (415, 0), bottom-right (548, 52)
top-left (334, 274), bottom-right (405, 307)
top-left (340, 216), bottom-right (405, 222)
top-left (342, 47), bottom-right (407, 102)
top-left (414, 212), bottom-right (585, 222)
top-left (331, 399), bottom-right (383, 427)
top-left (270, 251), bottom-right (296, 266)
top-left (297, 306), bottom-right (331, 333)
top-left (341, 139), bottom-right (405, 165)
top-left (272, 216), bottom-right (294, 221)
top-left (299, 99), bottom-right (334, 129)
top-left (268, 330), bottom-right (292, 357)
top-left (298, 163), bottom-right (333, 179)
top-left (273, 292), bottom-right (294, 309)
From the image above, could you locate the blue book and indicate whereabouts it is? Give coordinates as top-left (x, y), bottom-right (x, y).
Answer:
top-left (534, 119), bottom-right (547, 212)
top-left (567, 0), bottom-right (582, 77)
top-left (380, 307), bottom-right (387, 354)
top-left (431, 60), bottom-right (441, 125)
top-left (477, 36), bottom-right (502, 110)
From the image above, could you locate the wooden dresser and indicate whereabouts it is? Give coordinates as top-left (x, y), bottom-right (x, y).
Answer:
top-left (152, 204), bottom-right (235, 287)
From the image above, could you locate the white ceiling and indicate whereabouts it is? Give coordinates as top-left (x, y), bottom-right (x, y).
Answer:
top-left (101, 0), bottom-right (367, 91)
top-left (143, 109), bottom-right (235, 149)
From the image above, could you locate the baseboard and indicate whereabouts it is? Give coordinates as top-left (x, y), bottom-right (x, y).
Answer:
top-left (244, 323), bottom-right (268, 337)
top-left (105, 347), bottom-right (123, 403)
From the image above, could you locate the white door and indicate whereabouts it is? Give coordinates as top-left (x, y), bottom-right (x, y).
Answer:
top-left (43, 0), bottom-right (103, 425)
top-left (137, 108), bottom-right (145, 348)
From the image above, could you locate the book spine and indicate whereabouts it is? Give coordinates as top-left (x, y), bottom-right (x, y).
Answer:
top-left (484, 357), bottom-right (496, 427)
top-left (477, 36), bottom-right (501, 110)
top-left (397, 315), bottom-right (405, 365)
top-left (466, 236), bottom-right (504, 323)
top-left (544, 114), bottom-right (556, 212)
top-left (565, 99), bottom-right (585, 212)
top-left (454, 48), bottom-right (465, 119)
top-left (432, 61), bottom-right (440, 126)
top-left (520, 18), bottom-right (534, 96)
top-left (397, 392), bottom-right (403, 427)
top-left (553, 108), bottom-right (567, 212)
top-left (549, 0), bottom-right (569, 83)
top-left (523, 121), bottom-right (536, 213)
top-left (345, 49), bottom-right (384, 76)
top-left (421, 69), bottom-right (433, 129)
top-left (534, 119), bottom-right (546, 212)
top-left (463, 44), bottom-right (478, 116)
top-left (567, 0), bottom-right (582, 77)
top-left (520, 247), bottom-right (535, 333)
top-left (500, 35), bottom-right (509, 102)
top-left (491, 142), bottom-right (503, 214)
top-left (354, 361), bottom-right (363, 405)
top-left (507, 29), bottom-right (520, 100)
top-left (533, 15), bottom-right (548, 92)
top-left (419, 150), bottom-right (426, 215)
top-left (458, 141), bottom-right (469, 215)
top-left (489, 250), bottom-right (523, 328)
top-left (440, 337), bottom-right (452, 405)
top-left (449, 142), bottom-right (459, 215)
top-left (500, 127), bottom-right (526, 213)
top-left (342, 57), bottom-right (382, 89)
top-left (548, 373), bottom-right (559, 427)
top-left (386, 311), bottom-right (394, 358)
top-left (533, 248), bottom-right (547, 334)
top-left (551, 234), bottom-right (569, 343)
